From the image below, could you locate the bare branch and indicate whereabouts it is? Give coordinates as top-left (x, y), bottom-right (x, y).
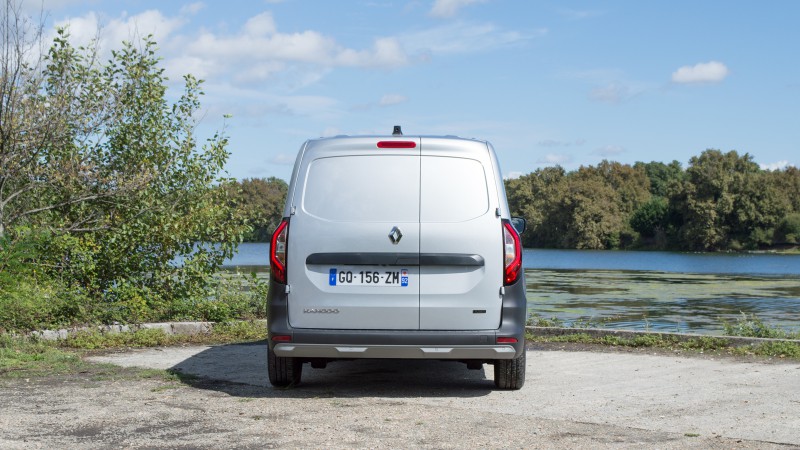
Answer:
top-left (8, 192), bottom-right (108, 223)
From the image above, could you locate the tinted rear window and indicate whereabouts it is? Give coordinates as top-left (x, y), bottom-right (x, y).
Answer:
top-left (302, 155), bottom-right (419, 222)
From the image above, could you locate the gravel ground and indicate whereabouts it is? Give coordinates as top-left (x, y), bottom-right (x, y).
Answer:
top-left (1, 343), bottom-right (798, 449)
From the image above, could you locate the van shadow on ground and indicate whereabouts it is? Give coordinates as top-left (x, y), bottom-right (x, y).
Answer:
top-left (169, 342), bottom-right (495, 399)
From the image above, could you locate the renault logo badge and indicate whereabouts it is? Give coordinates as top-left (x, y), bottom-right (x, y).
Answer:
top-left (388, 226), bottom-right (403, 244)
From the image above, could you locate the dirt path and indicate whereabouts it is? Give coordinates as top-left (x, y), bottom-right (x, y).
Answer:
top-left (1, 343), bottom-right (798, 448)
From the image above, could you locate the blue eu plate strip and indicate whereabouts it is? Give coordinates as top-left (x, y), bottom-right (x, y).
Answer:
top-left (329, 268), bottom-right (337, 286)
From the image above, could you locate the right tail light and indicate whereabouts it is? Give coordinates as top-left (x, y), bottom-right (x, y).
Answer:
top-left (502, 219), bottom-right (522, 286)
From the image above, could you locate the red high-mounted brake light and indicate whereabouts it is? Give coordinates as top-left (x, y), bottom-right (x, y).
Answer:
top-left (502, 219), bottom-right (522, 286)
top-left (270, 219), bottom-right (289, 284)
top-left (377, 141), bottom-right (417, 149)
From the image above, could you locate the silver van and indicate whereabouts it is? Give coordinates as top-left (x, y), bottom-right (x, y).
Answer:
top-left (267, 127), bottom-right (527, 389)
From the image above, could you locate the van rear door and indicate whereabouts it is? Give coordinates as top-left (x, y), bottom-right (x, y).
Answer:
top-left (419, 138), bottom-right (503, 330)
top-left (287, 138), bottom-right (421, 330)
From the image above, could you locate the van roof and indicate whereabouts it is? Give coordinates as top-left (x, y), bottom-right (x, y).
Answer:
top-left (310, 134), bottom-right (486, 143)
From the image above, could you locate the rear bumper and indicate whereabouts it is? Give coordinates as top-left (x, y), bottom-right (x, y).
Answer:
top-left (273, 343), bottom-right (516, 359)
top-left (266, 274), bottom-right (528, 360)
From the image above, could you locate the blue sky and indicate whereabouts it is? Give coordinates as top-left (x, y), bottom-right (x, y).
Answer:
top-left (33, 0), bottom-right (800, 181)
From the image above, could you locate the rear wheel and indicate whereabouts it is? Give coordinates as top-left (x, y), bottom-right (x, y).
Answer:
top-left (494, 349), bottom-right (526, 390)
top-left (268, 345), bottom-right (302, 387)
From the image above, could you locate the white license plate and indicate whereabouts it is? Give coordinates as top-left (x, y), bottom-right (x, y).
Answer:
top-left (328, 268), bottom-right (409, 287)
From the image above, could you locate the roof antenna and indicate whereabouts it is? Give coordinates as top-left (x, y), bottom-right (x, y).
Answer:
top-left (392, 125), bottom-right (402, 136)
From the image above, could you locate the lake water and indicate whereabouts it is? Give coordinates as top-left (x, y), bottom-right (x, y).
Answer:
top-left (225, 243), bottom-right (800, 335)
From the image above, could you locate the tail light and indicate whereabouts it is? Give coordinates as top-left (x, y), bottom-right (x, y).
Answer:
top-left (502, 219), bottom-right (522, 285)
top-left (270, 219), bottom-right (289, 284)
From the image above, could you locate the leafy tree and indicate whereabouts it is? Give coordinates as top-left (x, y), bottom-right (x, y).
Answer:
top-left (562, 169), bottom-right (625, 249)
top-left (225, 177), bottom-right (288, 242)
top-left (630, 197), bottom-right (669, 239)
top-left (770, 166), bottom-right (800, 213)
top-left (774, 213), bottom-right (800, 244)
top-left (505, 166), bottom-right (568, 248)
top-left (634, 160), bottom-right (684, 198)
top-left (586, 160), bottom-right (651, 217)
top-left (668, 149), bottom-right (788, 250)
top-left (1, 7), bottom-right (246, 326)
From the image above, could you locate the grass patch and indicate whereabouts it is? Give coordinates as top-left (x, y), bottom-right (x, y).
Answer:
top-left (730, 341), bottom-right (800, 359)
top-left (63, 328), bottom-right (174, 349)
top-left (0, 334), bottom-right (87, 378)
top-left (60, 320), bottom-right (267, 350)
top-left (1, 320), bottom-right (267, 379)
top-left (527, 329), bottom-right (800, 360)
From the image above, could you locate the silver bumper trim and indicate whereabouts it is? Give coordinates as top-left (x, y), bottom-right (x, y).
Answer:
top-left (273, 343), bottom-right (517, 359)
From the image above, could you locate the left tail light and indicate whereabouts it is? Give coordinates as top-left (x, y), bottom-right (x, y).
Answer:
top-left (270, 219), bottom-right (289, 284)
top-left (502, 219), bottom-right (522, 286)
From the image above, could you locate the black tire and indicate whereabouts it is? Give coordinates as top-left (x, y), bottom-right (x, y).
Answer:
top-left (267, 345), bottom-right (302, 387)
top-left (494, 349), bottom-right (526, 390)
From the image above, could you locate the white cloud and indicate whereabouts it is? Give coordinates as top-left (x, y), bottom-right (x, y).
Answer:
top-left (759, 160), bottom-right (791, 171)
top-left (504, 171), bottom-right (524, 180)
top-left (54, 9), bottom-right (186, 57)
top-left (24, 0), bottom-right (87, 13)
top-left (243, 11), bottom-right (278, 36)
top-left (180, 2), bottom-right (205, 15)
top-left (50, 8), bottom-right (526, 123)
top-left (589, 83), bottom-right (630, 103)
top-left (536, 153), bottom-right (572, 165)
top-left (538, 139), bottom-right (585, 147)
top-left (320, 126), bottom-right (341, 137)
top-left (538, 139), bottom-right (562, 147)
top-left (56, 9), bottom-right (412, 88)
top-left (270, 94), bottom-right (340, 117)
top-left (351, 93), bottom-right (408, 111)
top-left (202, 83), bottom-right (343, 120)
top-left (558, 9), bottom-right (601, 20)
top-left (379, 94), bottom-right (408, 106)
top-left (589, 82), bottom-right (641, 104)
top-left (594, 145), bottom-right (625, 156)
top-left (169, 12), bottom-right (410, 84)
top-left (430, 0), bottom-right (487, 18)
top-left (567, 69), bottom-right (649, 104)
top-left (671, 61), bottom-right (729, 84)
top-left (270, 153), bottom-right (296, 165)
top-left (335, 37), bottom-right (409, 68)
top-left (400, 21), bottom-right (541, 56)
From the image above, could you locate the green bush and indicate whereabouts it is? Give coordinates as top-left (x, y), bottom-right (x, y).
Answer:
top-left (775, 213), bottom-right (800, 244)
top-left (0, 281), bottom-right (102, 332)
top-left (751, 342), bottom-right (800, 358)
top-left (630, 197), bottom-right (669, 238)
top-left (723, 313), bottom-right (799, 339)
top-left (0, 267), bottom-right (268, 333)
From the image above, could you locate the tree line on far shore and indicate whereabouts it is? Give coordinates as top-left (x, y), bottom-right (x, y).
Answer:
top-left (505, 150), bottom-right (800, 251)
